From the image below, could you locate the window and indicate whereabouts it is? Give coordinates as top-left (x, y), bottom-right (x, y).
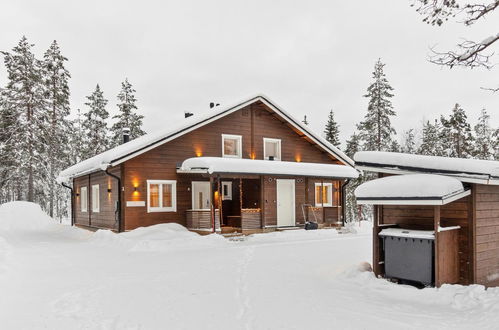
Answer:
top-left (315, 182), bottom-right (333, 207)
top-left (80, 186), bottom-right (87, 212)
top-left (191, 181), bottom-right (211, 210)
top-left (222, 134), bottom-right (242, 158)
top-left (92, 184), bottom-right (100, 212)
top-left (264, 138), bottom-right (281, 161)
top-left (222, 181), bottom-right (232, 200)
top-left (147, 180), bottom-right (177, 212)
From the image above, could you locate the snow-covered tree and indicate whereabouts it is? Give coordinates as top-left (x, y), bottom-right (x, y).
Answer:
top-left (494, 128), bottom-right (499, 160)
top-left (401, 129), bottom-right (417, 154)
top-left (441, 103), bottom-right (473, 158)
top-left (42, 40), bottom-right (72, 217)
top-left (473, 108), bottom-right (495, 160)
top-left (1, 36), bottom-right (47, 202)
top-left (110, 79), bottom-right (145, 147)
top-left (324, 109), bottom-right (341, 147)
top-left (357, 59), bottom-right (396, 151)
top-left (69, 109), bottom-right (87, 164)
top-left (344, 133), bottom-right (362, 223)
top-left (82, 84), bottom-right (109, 158)
top-left (418, 119), bottom-right (445, 156)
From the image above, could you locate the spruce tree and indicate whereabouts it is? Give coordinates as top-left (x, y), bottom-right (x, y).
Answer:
top-left (42, 40), bottom-right (71, 217)
top-left (401, 129), bottom-right (417, 154)
top-left (344, 133), bottom-right (362, 223)
top-left (441, 103), bottom-right (473, 158)
top-left (70, 109), bottom-right (87, 164)
top-left (82, 84), bottom-right (109, 158)
top-left (1, 36), bottom-right (47, 202)
top-left (418, 120), bottom-right (445, 156)
top-left (357, 59), bottom-right (396, 151)
top-left (473, 108), bottom-right (494, 160)
top-left (324, 109), bottom-right (341, 147)
top-left (110, 79), bottom-right (145, 147)
top-left (494, 128), bottom-right (499, 160)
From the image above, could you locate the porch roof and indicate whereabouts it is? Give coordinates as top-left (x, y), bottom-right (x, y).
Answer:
top-left (177, 157), bottom-right (359, 179)
top-left (355, 174), bottom-right (470, 205)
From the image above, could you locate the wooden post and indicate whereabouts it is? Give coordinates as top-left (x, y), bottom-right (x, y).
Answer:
top-left (210, 176), bottom-right (215, 232)
top-left (373, 205), bottom-right (380, 276)
top-left (434, 205), bottom-right (441, 287)
top-left (240, 178), bottom-right (243, 230)
top-left (217, 176), bottom-right (222, 233)
top-left (321, 179), bottom-right (325, 225)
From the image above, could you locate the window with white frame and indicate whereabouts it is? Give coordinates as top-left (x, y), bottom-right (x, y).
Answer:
top-left (264, 138), bottom-right (281, 161)
top-left (191, 181), bottom-right (211, 210)
top-left (147, 180), bottom-right (177, 212)
top-left (80, 186), bottom-right (87, 212)
top-left (315, 182), bottom-right (333, 207)
top-left (222, 181), bottom-right (232, 200)
top-left (92, 184), bottom-right (100, 212)
top-left (222, 134), bottom-right (242, 158)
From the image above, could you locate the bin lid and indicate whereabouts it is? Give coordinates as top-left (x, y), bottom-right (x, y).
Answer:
top-left (379, 228), bottom-right (434, 239)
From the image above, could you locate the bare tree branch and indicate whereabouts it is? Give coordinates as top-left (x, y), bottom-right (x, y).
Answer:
top-left (480, 86), bottom-right (499, 92)
top-left (462, 1), bottom-right (499, 25)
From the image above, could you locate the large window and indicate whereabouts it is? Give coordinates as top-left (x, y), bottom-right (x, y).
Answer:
top-left (80, 186), bottom-right (87, 212)
top-left (315, 182), bottom-right (333, 207)
top-left (92, 184), bottom-right (100, 212)
top-left (147, 180), bottom-right (177, 212)
top-left (222, 134), bottom-right (242, 158)
top-left (264, 138), bottom-right (281, 161)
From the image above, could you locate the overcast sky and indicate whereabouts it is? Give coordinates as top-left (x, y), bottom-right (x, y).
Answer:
top-left (1, 0), bottom-right (497, 147)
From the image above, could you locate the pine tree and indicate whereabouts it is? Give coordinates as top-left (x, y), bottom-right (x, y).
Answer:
top-left (344, 133), bottom-right (362, 223)
top-left (401, 129), bottom-right (417, 154)
top-left (70, 109), bottom-right (86, 164)
top-left (473, 109), bottom-right (494, 160)
top-left (418, 120), bottom-right (445, 156)
top-left (82, 84), bottom-right (109, 158)
top-left (324, 109), bottom-right (341, 147)
top-left (42, 40), bottom-right (71, 217)
top-left (345, 133), bottom-right (361, 159)
top-left (494, 128), bottom-right (499, 160)
top-left (357, 59), bottom-right (396, 151)
top-left (1, 36), bottom-right (47, 202)
top-left (441, 103), bottom-right (473, 158)
top-left (110, 79), bottom-right (145, 147)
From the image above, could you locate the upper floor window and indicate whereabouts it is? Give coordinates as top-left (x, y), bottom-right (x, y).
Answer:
top-left (92, 184), bottom-right (100, 212)
top-left (147, 180), bottom-right (177, 212)
top-left (222, 134), bottom-right (242, 158)
top-left (315, 182), bottom-right (333, 207)
top-left (80, 186), bottom-right (88, 213)
top-left (264, 138), bottom-right (281, 161)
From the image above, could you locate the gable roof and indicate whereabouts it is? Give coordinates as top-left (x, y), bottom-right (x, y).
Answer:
top-left (58, 94), bottom-right (354, 182)
top-left (354, 151), bottom-right (499, 185)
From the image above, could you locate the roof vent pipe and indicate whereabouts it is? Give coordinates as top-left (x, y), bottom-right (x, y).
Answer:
top-left (184, 111), bottom-right (193, 118)
top-left (123, 127), bottom-right (130, 144)
top-left (210, 102), bottom-right (220, 109)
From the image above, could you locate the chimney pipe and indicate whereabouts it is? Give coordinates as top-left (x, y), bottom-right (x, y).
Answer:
top-left (209, 102), bottom-right (220, 109)
top-left (123, 127), bottom-right (130, 144)
top-left (184, 112), bottom-right (193, 118)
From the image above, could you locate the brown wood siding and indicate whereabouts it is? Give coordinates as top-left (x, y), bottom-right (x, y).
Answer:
top-left (73, 166), bottom-right (120, 230)
top-left (241, 210), bottom-right (261, 229)
top-left (74, 101), bottom-right (348, 231)
top-left (474, 184), bottom-right (499, 286)
top-left (379, 196), bottom-right (472, 285)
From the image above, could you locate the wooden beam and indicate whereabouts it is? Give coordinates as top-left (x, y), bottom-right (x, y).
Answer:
top-left (469, 184), bottom-right (476, 284)
top-left (373, 205), bottom-right (380, 276)
top-left (434, 205), bottom-right (441, 287)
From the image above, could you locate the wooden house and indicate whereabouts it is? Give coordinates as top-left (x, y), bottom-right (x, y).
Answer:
top-left (58, 95), bottom-right (358, 234)
top-left (354, 151), bottom-right (499, 287)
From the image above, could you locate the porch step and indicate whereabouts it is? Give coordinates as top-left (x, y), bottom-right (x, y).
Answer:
top-left (275, 226), bottom-right (303, 231)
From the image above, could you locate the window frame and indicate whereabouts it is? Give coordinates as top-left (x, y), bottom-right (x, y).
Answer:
top-left (80, 186), bottom-right (88, 213)
top-left (263, 138), bottom-right (282, 161)
top-left (314, 182), bottom-right (333, 207)
top-left (92, 184), bottom-right (100, 213)
top-left (222, 181), bottom-right (232, 201)
top-left (147, 180), bottom-right (177, 213)
top-left (222, 134), bottom-right (243, 158)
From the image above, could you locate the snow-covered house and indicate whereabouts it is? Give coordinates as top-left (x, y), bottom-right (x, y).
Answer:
top-left (354, 151), bottom-right (499, 287)
top-left (58, 95), bottom-right (358, 234)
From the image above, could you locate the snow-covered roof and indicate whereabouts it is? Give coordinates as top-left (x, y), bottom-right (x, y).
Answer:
top-left (354, 151), bottom-right (499, 185)
top-left (355, 174), bottom-right (470, 205)
top-left (178, 157), bottom-right (359, 179)
top-left (58, 94), bottom-right (354, 183)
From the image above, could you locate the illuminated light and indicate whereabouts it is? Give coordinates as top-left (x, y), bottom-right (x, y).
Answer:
top-left (194, 145), bottom-right (203, 157)
top-left (250, 152), bottom-right (256, 160)
top-left (196, 151), bottom-right (203, 157)
top-left (295, 155), bottom-right (302, 162)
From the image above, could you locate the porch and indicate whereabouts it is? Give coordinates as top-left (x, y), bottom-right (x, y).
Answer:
top-left (178, 157), bottom-right (359, 234)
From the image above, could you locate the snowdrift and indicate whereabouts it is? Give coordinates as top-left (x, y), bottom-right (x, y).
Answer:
top-left (0, 201), bottom-right (56, 232)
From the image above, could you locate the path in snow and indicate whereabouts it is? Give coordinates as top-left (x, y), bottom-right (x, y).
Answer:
top-left (0, 202), bottom-right (499, 330)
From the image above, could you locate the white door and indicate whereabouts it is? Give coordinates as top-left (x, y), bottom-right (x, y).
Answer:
top-left (277, 179), bottom-right (295, 227)
top-left (192, 181), bottom-right (211, 210)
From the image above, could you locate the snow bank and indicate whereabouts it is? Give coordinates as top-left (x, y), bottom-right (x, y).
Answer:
top-left (0, 201), bottom-right (56, 232)
top-left (90, 223), bottom-right (227, 252)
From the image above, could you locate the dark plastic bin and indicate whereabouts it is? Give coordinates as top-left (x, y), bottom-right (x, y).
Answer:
top-left (379, 229), bottom-right (434, 285)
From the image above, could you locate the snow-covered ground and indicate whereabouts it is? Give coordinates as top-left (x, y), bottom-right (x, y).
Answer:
top-left (0, 202), bottom-right (498, 330)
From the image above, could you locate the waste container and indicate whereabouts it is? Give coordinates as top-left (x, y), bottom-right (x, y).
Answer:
top-left (379, 228), bottom-right (434, 285)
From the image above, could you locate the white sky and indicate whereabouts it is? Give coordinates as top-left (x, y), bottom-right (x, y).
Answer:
top-left (1, 0), bottom-right (497, 147)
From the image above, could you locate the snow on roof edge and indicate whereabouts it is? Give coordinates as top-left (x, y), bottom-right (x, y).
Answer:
top-left (57, 94), bottom-right (354, 183)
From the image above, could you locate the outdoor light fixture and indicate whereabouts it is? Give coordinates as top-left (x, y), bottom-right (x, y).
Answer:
top-left (134, 187), bottom-right (138, 192)
top-left (107, 188), bottom-right (112, 193)
top-left (75, 193), bottom-right (80, 197)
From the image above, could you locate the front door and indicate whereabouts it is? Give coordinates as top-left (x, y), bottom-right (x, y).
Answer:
top-left (276, 179), bottom-right (295, 227)
top-left (192, 181), bottom-right (211, 210)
